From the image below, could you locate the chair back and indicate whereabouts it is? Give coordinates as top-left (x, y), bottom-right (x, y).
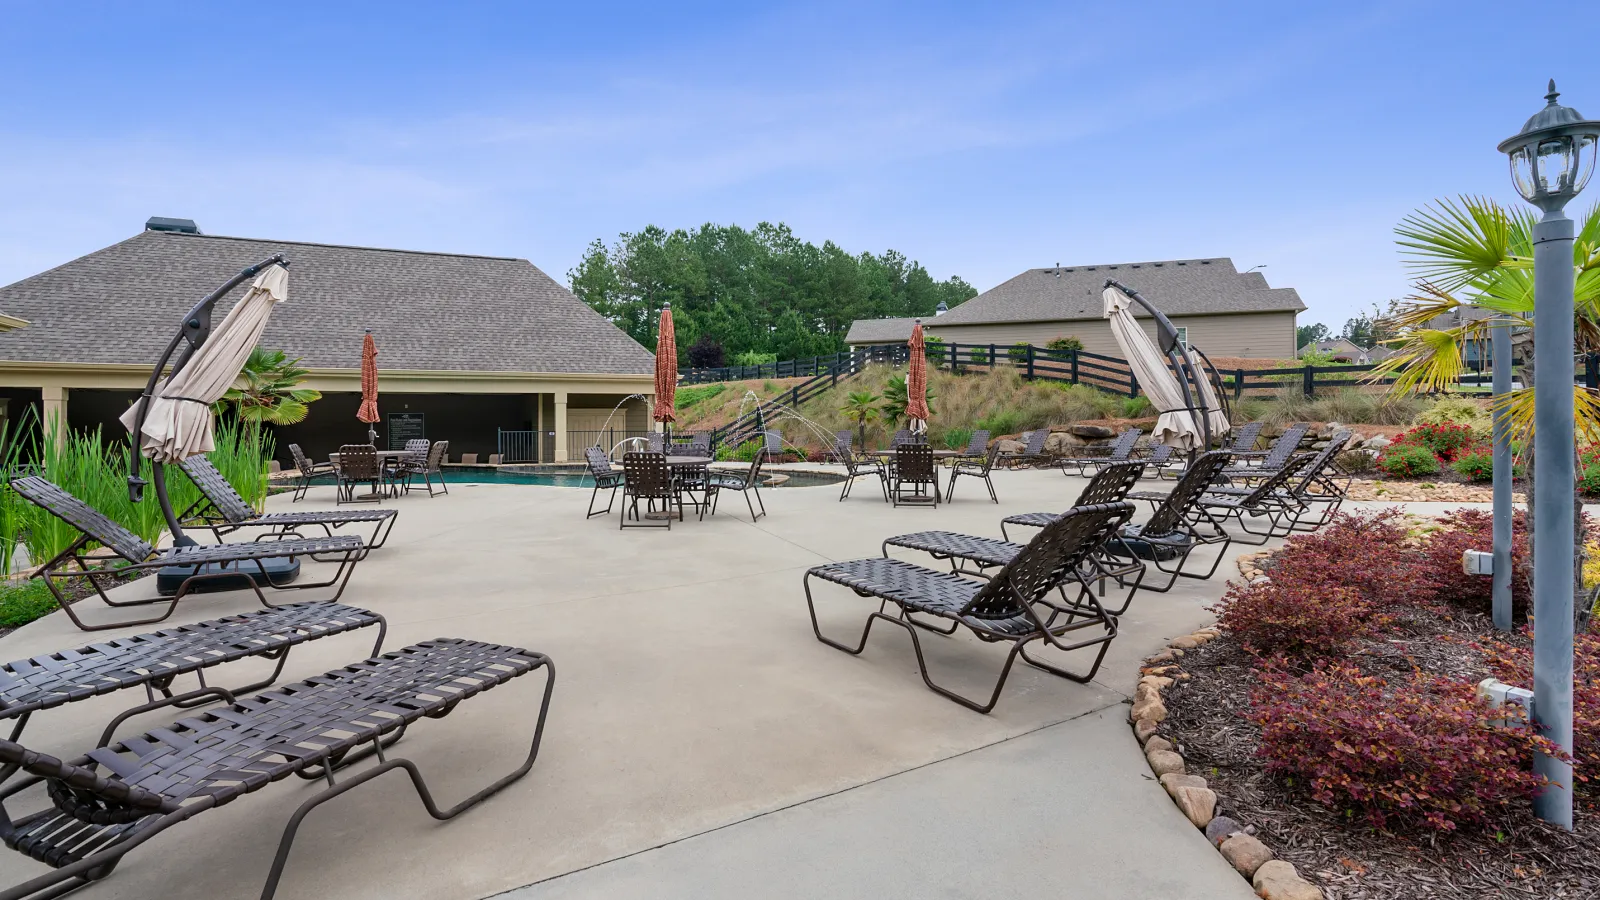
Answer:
top-left (403, 439), bottom-right (430, 465)
top-left (977, 443), bottom-right (1002, 474)
top-left (426, 441), bottom-right (448, 472)
top-left (9, 476), bottom-right (154, 562)
top-left (833, 430), bottom-right (854, 460)
top-left (1261, 423), bottom-right (1311, 469)
top-left (1025, 429), bottom-right (1049, 455)
top-left (1291, 431), bottom-right (1352, 492)
top-left (895, 444), bottom-right (936, 482)
top-left (1146, 451), bottom-right (1231, 537)
top-left (1147, 444), bottom-right (1174, 464)
top-left (623, 452), bottom-right (675, 500)
top-left (1239, 453), bottom-right (1318, 505)
top-left (964, 430), bottom-right (991, 456)
top-left (763, 430), bottom-right (783, 458)
top-left (647, 432), bottom-right (665, 453)
top-left (964, 503), bottom-right (1135, 622)
top-left (0, 737), bottom-right (180, 822)
top-left (686, 432), bottom-right (711, 455)
top-left (1224, 421), bottom-right (1264, 453)
top-left (289, 443), bottom-right (319, 477)
top-left (1073, 461), bottom-right (1146, 506)
top-left (1106, 428), bottom-right (1142, 460)
top-left (889, 429), bottom-right (912, 448)
top-left (338, 445), bottom-right (380, 481)
top-left (177, 455), bottom-right (257, 523)
top-left (584, 447), bottom-right (614, 479)
top-left (744, 451), bottom-right (765, 486)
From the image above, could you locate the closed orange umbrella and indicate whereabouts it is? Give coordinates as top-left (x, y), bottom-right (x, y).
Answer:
top-left (357, 330), bottom-right (380, 443)
top-left (653, 305), bottom-right (677, 428)
top-left (906, 319), bottom-right (930, 434)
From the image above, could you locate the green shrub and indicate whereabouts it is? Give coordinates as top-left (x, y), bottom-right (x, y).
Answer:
top-left (733, 351), bottom-right (778, 367)
top-left (1377, 444), bottom-right (1440, 477)
top-left (1120, 396), bottom-right (1153, 418)
top-left (1451, 450), bottom-right (1494, 482)
top-left (1239, 386), bottom-right (1423, 428)
top-left (965, 347), bottom-right (989, 366)
top-left (975, 409), bottom-right (1024, 436)
top-left (1416, 395), bottom-right (1491, 435)
top-left (943, 427), bottom-right (973, 451)
top-left (674, 383), bottom-right (726, 409)
top-left (0, 578), bottom-right (57, 628)
top-left (717, 439), bottom-right (764, 462)
top-left (1007, 342), bottom-right (1032, 364)
top-left (922, 335), bottom-right (946, 359)
top-left (1046, 336), bottom-right (1083, 351)
top-left (1582, 463), bottom-right (1600, 496)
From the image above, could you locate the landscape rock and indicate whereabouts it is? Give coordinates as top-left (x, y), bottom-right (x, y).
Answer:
top-left (1310, 440), bottom-right (1331, 451)
top-left (1145, 649), bottom-right (1178, 665)
top-left (1168, 635), bottom-right (1201, 650)
top-left (996, 439), bottom-right (1024, 454)
top-left (1219, 834), bottom-right (1275, 878)
top-left (1139, 675), bottom-right (1174, 691)
top-left (1043, 432), bottom-right (1084, 455)
top-left (1171, 785), bottom-right (1216, 827)
top-left (1252, 861), bottom-right (1323, 900)
top-left (1134, 718), bottom-right (1160, 744)
top-left (1362, 435), bottom-right (1391, 450)
top-left (1070, 424), bottom-right (1116, 439)
top-left (1130, 686), bottom-right (1167, 723)
top-left (1159, 772), bottom-right (1206, 795)
top-left (1204, 815), bottom-right (1242, 846)
top-left (1143, 736), bottom-right (1174, 754)
top-left (1145, 749), bottom-right (1185, 777)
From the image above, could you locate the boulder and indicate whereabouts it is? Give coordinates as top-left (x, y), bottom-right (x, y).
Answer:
top-left (1171, 785), bottom-right (1216, 828)
top-left (1204, 815), bottom-right (1242, 847)
top-left (1363, 435), bottom-right (1391, 450)
top-left (1159, 772), bottom-right (1206, 796)
top-left (1139, 674), bottom-right (1175, 690)
top-left (1130, 685), bottom-right (1167, 723)
top-left (1071, 424), bottom-right (1116, 439)
top-left (1043, 432), bottom-right (1084, 455)
top-left (1219, 834), bottom-right (1275, 878)
top-left (1145, 648), bottom-right (1181, 664)
top-left (1316, 422), bottom-right (1343, 439)
top-left (1168, 635), bottom-right (1201, 650)
top-left (1252, 861), bottom-right (1324, 900)
top-left (1133, 718), bottom-right (1160, 744)
top-left (1143, 736), bottom-right (1174, 754)
top-left (1145, 749), bottom-right (1185, 777)
top-left (996, 439), bottom-right (1024, 454)
top-left (1310, 440), bottom-right (1331, 451)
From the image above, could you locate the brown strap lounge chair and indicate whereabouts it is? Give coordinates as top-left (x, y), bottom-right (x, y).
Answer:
top-left (1155, 421), bottom-right (1262, 480)
top-left (1106, 451), bottom-right (1234, 592)
top-left (959, 429), bottom-right (992, 461)
top-left (999, 429), bottom-right (1049, 468)
top-left (9, 476), bottom-right (367, 632)
top-left (287, 443), bottom-right (331, 502)
top-left (1057, 428), bottom-right (1142, 477)
top-left (1195, 453), bottom-right (1319, 545)
top-left (0, 601), bottom-right (384, 745)
top-left (1001, 460), bottom-right (1147, 541)
top-left (1205, 432), bottom-right (1353, 533)
top-left (803, 502), bottom-right (1134, 712)
top-left (178, 455), bottom-right (398, 550)
top-left (0, 639), bottom-right (554, 900)
top-left (1221, 423), bottom-right (1310, 475)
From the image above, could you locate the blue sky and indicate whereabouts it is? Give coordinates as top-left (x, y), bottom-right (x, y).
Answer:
top-left (0, 1), bottom-right (1590, 333)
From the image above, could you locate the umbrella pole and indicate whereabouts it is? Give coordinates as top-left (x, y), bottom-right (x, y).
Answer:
top-left (127, 254), bottom-right (289, 547)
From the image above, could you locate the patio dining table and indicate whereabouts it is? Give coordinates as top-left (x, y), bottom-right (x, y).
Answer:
top-left (645, 455), bottom-right (714, 521)
top-left (328, 449), bottom-right (418, 500)
top-left (869, 449), bottom-right (961, 459)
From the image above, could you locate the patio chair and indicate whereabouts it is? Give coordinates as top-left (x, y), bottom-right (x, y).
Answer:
top-left (1001, 460), bottom-right (1147, 541)
top-left (647, 432), bottom-right (666, 453)
top-left (1206, 431), bottom-right (1353, 532)
top-left (583, 447), bottom-right (624, 518)
top-left (0, 638), bottom-right (554, 900)
top-left (803, 502), bottom-right (1133, 713)
top-left (833, 430), bottom-right (855, 463)
top-left (998, 429), bottom-right (1050, 468)
top-left (9, 476), bottom-right (367, 632)
top-left (889, 444), bottom-right (940, 507)
top-left (1105, 451), bottom-right (1234, 592)
top-left (397, 440), bottom-right (449, 497)
top-left (390, 439), bottom-right (430, 481)
top-left (334, 444), bottom-right (389, 505)
top-left (178, 455), bottom-right (399, 551)
top-left (946, 444), bottom-right (1001, 503)
top-left (837, 436), bottom-right (887, 502)
top-left (620, 451), bottom-right (680, 528)
top-left (1223, 423), bottom-right (1310, 475)
top-left (762, 429), bottom-right (784, 463)
top-left (958, 429), bottom-right (991, 462)
top-left (706, 454), bottom-right (766, 521)
top-left (1056, 428), bottom-right (1142, 477)
top-left (1195, 453), bottom-right (1318, 545)
top-left (888, 429), bottom-right (913, 449)
top-left (287, 443), bottom-right (331, 502)
top-left (0, 601), bottom-right (385, 745)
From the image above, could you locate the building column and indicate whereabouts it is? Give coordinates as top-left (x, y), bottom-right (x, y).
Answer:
top-left (40, 383), bottom-right (67, 447)
top-left (553, 390), bottom-right (569, 462)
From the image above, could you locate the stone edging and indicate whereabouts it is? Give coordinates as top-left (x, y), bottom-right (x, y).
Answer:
top-left (1131, 628), bottom-right (1325, 900)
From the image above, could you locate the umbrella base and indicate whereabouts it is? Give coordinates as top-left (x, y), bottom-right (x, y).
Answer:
top-left (156, 556), bottom-right (301, 596)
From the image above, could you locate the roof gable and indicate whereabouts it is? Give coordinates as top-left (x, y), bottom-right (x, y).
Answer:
top-left (0, 231), bottom-right (654, 375)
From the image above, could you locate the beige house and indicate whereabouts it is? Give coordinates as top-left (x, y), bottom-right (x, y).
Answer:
top-left (0, 220), bottom-right (657, 463)
top-left (846, 257), bottom-right (1304, 360)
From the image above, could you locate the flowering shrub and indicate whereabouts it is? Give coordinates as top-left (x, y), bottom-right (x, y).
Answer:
top-left (1582, 462), bottom-right (1600, 496)
top-left (1377, 443), bottom-right (1440, 477)
top-left (1393, 422), bottom-right (1476, 462)
top-left (1450, 449), bottom-right (1493, 482)
top-left (1480, 630), bottom-right (1600, 787)
top-left (1250, 664), bottom-right (1561, 831)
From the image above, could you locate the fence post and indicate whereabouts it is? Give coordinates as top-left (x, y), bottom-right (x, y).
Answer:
top-left (1235, 368), bottom-right (1245, 402)
top-left (950, 342), bottom-right (958, 372)
top-left (1303, 363), bottom-right (1315, 399)
top-left (1070, 350), bottom-right (1079, 385)
top-left (988, 343), bottom-right (996, 371)
top-left (1025, 345), bottom-right (1035, 381)
top-left (1129, 372), bottom-right (1138, 399)
top-left (1587, 353), bottom-right (1599, 389)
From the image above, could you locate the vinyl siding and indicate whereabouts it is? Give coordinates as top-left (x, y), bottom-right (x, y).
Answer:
top-left (924, 311), bottom-right (1296, 360)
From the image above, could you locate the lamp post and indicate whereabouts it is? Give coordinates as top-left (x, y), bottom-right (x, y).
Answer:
top-left (1497, 80), bottom-right (1599, 830)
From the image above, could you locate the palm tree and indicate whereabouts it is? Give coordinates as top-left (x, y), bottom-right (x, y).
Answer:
top-left (880, 374), bottom-right (936, 426)
top-left (219, 347), bottom-right (323, 429)
top-left (1375, 195), bottom-right (1600, 625)
top-left (841, 390), bottom-right (880, 449)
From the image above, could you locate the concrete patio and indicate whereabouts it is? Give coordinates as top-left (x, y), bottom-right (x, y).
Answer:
top-left (0, 465), bottom-right (1296, 899)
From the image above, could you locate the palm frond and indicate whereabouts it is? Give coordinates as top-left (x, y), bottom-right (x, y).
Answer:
top-left (1395, 196), bottom-right (1523, 291)
top-left (1490, 386), bottom-right (1600, 449)
top-left (1365, 329), bottom-right (1464, 393)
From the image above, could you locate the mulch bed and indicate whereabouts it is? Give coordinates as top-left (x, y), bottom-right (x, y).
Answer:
top-left (0, 567), bottom-right (150, 641)
top-left (1162, 609), bottom-right (1600, 899)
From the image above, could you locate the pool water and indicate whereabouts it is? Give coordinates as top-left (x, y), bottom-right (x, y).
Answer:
top-left (302, 465), bottom-right (846, 489)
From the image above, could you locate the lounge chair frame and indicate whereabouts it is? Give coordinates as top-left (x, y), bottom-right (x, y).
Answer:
top-left (1108, 451), bottom-right (1234, 593)
top-left (1057, 428), bottom-right (1142, 477)
top-left (999, 430), bottom-right (1050, 468)
top-left (1196, 453), bottom-right (1318, 545)
top-left (177, 455), bottom-right (398, 553)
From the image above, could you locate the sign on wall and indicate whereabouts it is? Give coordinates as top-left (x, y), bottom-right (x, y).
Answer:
top-left (387, 412), bottom-right (425, 450)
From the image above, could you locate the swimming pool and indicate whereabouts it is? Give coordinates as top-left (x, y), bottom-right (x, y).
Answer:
top-left (296, 465), bottom-right (846, 489)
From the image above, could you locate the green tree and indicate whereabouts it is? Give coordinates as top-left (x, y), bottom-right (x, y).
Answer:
top-left (840, 390), bottom-right (880, 448)
top-left (218, 348), bottom-right (321, 427)
top-left (1296, 322), bottom-right (1330, 350)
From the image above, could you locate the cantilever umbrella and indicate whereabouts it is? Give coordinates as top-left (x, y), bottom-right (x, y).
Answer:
top-left (357, 331), bottom-right (380, 444)
top-left (1101, 283), bottom-right (1227, 450)
top-left (653, 305), bottom-right (677, 436)
top-left (906, 320), bottom-right (930, 435)
top-left (120, 264), bottom-right (290, 462)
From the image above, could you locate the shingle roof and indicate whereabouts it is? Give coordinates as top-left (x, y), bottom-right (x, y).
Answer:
top-left (930, 257), bottom-right (1305, 326)
top-left (844, 316), bottom-right (921, 344)
top-left (0, 230), bottom-right (655, 375)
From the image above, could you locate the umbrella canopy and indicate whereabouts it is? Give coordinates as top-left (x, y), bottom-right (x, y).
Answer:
top-left (905, 320), bottom-right (930, 434)
top-left (119, 264), bottom-right (289, 463)
top-left (357, 332), bottom-right (380, 425)
top-left (1184, 346), bottom-right (1232, 438)
top-left (1102, 284), bottom-right (1215, 450)
top-left (653, 306), bottom-right (677, 425)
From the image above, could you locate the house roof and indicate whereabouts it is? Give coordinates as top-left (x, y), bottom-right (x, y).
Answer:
top-left (0, 229), bottom-right (655, 375)
top-left (929, 257), bottom-right (1305, 326)
top-left (1299, 338), bottom-right (1364, 355)
top-left (844, 316), bottom-right (921, 344)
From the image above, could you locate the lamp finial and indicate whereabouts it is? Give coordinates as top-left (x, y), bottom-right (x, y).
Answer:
top-left (1547, 80), bottom-right (1560, 105)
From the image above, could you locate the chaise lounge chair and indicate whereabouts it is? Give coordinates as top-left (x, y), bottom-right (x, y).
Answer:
top-left (1106, 452), bottom-right (1235, 592)
top-left (0, 638), bottom-right (554, 900)
top-left (803, 502), bottom-right (1134, 713)
top-left (10, 476), bottom-right (367, 632)
top-left (998, 430), bottom-right (1049, 468)
top-left (1194, 453), bottom-right (1318, 545)
top-left (1001, 460), bottom-right (1147, 542)
top-left (178, 455), bottom-right (399, 551)
top-left (1057, 428), bottom-right (1142, 477)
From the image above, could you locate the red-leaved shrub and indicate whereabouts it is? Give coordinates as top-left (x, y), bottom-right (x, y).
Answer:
top-left (1412, 508), bottom-right (1531, 616)
top-left (1480, 629), bottom-right (1600, 788)
top-left (1266, 511), bottom-right (1431, 610)
top-left (1214, 580), bottom-right (1375, 656)
top-left (1250, 664), bottom-right (1561, 830)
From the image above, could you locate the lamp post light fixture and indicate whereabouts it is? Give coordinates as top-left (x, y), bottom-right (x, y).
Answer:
top-left (1497, 80), bottom-right (1600, 831)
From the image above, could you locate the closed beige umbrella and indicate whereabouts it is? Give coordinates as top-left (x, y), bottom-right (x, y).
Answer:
top-left (1184, 345), bottom-right (1232, 437)
top-left (1102, 283), bottom-right (1208, 450)
top-left (119, 264), bottom-right (289, 462)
